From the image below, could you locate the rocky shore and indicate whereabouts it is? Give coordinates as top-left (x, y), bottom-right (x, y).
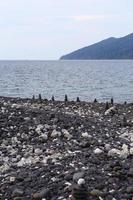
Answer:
top-left (0, 96), bottom-right (133, 200)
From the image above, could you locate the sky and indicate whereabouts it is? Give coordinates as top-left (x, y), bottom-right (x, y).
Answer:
top-left (0, 0), bottom-right (132, 60)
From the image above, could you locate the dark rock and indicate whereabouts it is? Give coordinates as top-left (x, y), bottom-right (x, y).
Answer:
top-left (79, 141), bottom-right (90, 148)
top-left (90, 189), bottom-right (102, 196)
top-left (12, 188), bottom-right (24, 197)
top-left (105, 102), bottom-right (109, 110)
top-left (71, 184), bottom-right (88, 200)
top-left (64, 173), bottom-right (73, 181)
top-left (73, 172), bottom-right (85, 183)
top-left (127, 168), bottom-right (133, 177)
top-left (32, 188), bottom-right (51, 199)
top-left (126, 186), bottom-right (133, 193)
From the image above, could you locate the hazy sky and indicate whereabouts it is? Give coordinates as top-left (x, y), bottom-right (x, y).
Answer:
top-left (0, 0), bottom-right (132, 59)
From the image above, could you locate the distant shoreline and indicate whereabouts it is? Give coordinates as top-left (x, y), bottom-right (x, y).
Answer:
top-left (0, 59), bottom-right (133, 62)
top-left (0, 95), bottom-right (130, 105)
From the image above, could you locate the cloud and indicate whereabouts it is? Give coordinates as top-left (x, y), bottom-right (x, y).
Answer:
top-left (71, 14), bottom-right (109, 22)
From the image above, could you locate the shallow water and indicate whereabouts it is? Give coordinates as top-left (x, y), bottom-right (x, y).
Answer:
top-left (0, 60), bottom-right (133, 102)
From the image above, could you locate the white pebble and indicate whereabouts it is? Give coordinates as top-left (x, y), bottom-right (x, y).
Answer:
top-left (105, 106), bottom-right (117, 115)
top-left (24, 117), bottom-right (30, 121)
top-left (34, 148), bottom-right (43, 155)
top-left (35, 124), bottom-right (44, 134)
top-left (62, 129), bottom-right (72, 140)
top-left (120, 144), bottom-right (129, 159)
top-left (130, 147), bottom-right (133, 155)
top-left (105, 144), bottom-right (111, 150)
top-left (78, 178), bottom-right (85, 185)
top-left (94, 148), bottom-right (103, 154)
top-left (108, 144), bottom-right (129, 159)
top-left (40, 133), bottom-right (48, 140)
top-left (10, 177), bottom-right (16, 182)
top-left (82, 132), bottom-right (91, 139)
top-left (108, 148), bottom-right (121, 157)
top-left (51, 130), bottom-right (61, 138)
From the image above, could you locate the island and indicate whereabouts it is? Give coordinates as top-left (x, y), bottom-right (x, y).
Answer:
top-left (60, 33), bottom-right (133, 60)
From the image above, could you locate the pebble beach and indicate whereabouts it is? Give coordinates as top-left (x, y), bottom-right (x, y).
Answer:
top-left (0, 96), bottom-right (133, 200)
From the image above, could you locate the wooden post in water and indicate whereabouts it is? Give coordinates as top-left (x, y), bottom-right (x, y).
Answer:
top-left (94, 98), bottom-right (97, 103)
top-left (32, 95), bottom-right (35, 101)
top-left (38, 94), bottom-right (42, 103)
top-left (76, 97), bottom-right (80, 102)
top-left (124, 101), bottom-right (127, 105)
top-left (111, 97), bottom-right (114, 105)
top-left (65, 94), bottom-right (68, 102)
top-left (51, 95), bottom-right (55, 101)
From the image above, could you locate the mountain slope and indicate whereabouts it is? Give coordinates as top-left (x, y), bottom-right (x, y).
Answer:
top-left (60, 33), bottom-right (133, 60)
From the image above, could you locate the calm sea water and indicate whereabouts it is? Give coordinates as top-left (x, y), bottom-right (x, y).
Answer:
top-left (0, 60), bottom-right (133, 102)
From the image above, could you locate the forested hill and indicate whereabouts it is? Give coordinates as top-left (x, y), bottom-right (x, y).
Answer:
top-left (60, 33), bottom-right (133, 60)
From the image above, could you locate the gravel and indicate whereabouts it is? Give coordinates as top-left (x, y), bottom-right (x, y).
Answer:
top-left (0, 96), bottom-right (133, 199)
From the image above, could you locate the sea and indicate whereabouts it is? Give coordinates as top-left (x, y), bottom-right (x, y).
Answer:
top-left (0, 60), bottom-right (133, 103)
